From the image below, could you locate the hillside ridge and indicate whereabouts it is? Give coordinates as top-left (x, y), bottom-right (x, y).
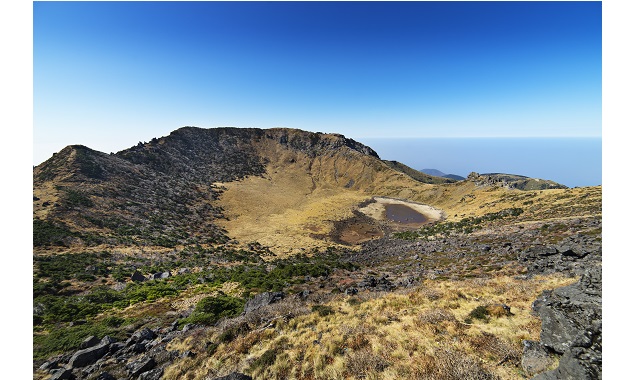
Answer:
top-left (33, 127), bottom-right (438, 252)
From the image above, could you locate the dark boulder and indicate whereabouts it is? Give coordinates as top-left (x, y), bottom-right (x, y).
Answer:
top-left (79, 335), bottom-right (100, 349)
top-left (68, 340), bottom-right (111, 368)
top-left (243, 292), bottom-right (285, 314)
top-left (128, 357), bottom-right (156, 378)
top-left (131, 270), bottom-right (147, 282)
top-left (108, 342), bottom-right (125, 355)
top-left (127, 327), bottom-right (157, 346)
top-left (49, 368), bottom-right (73, 380)
top-left (138, 367), bottom-right (164, 380)
top-left (525, 266), bottom-right (602, 379)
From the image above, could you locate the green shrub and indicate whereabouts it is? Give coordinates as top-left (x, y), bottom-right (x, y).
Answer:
top-left (33, 219), bottom-right (74, 247)
top-left (464, 305), bottom-right (490, 323)
top-left (312, 305), bottom-right (335, 317)
top-left (63, 189), bottom-right (94, 207)
top-left (251, 348), bottom-right (279, 370)
top-left (206, 341), bottom-right (219, 355)
top-left (180, 293), bottom-right (245, 326)
top-left (32, 316), bottom-right (128, 360)
top-left (218, 323), bottom-right (249, 343)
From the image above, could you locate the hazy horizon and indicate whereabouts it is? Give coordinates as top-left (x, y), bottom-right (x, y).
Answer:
top-left (359, 136), bottom-right (601, 188)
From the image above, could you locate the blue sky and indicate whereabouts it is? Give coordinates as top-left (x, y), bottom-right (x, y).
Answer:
top-left (33, 1), bottom-right (602, 164)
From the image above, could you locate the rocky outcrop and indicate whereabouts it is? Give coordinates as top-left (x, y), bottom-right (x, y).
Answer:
top-left (68, 336), bottom-right (113, 368)
top-left (243, 292), bottom-right (285, 315)
top-left (467, 172), bottom-right (567, 190)
top-left (39, 326), bottom-right (187, 380)
top-left (131, 271), bottom-right (147, 282)
top-left (524, 266), bottom-right (602, 379)
top-left (358, 275), bottom-right (395, 292)
top-left (519, 235), bottom-right (601, 276)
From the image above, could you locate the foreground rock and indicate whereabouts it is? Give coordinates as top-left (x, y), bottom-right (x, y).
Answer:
top-left (68, 336), bottom-right (113, 368)
top-left (524, 266), bottom-right (602, 379)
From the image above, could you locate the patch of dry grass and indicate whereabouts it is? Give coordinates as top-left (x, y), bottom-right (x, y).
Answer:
top-left (161, 273), bottom-right (577, 380)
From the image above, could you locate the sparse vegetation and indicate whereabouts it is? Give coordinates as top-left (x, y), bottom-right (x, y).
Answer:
top-left (180, 293), bottom-right (245, 326)
top-left (395, 207), bottom-right (524, 240)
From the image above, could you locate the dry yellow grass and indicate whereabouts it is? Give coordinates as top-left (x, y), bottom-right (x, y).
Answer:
top-left (162, 273), bottom-right (577, 380)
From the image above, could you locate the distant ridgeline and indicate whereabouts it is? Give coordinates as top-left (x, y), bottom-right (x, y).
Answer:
top-left (419, 168), bottom-right (465, 181)
top-left (466, 172), bottom-right (568, 190)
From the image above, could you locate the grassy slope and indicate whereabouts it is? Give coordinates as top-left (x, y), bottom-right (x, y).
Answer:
top-left (162, 274), bottom-right (577, 380)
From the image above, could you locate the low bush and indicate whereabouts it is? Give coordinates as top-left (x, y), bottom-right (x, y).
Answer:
top-left (312, 305), bottom-right (335, 317)
top-left (180, 293), bottom-right (245, 327)
top-left (464, 305), bottom-right (490, 323)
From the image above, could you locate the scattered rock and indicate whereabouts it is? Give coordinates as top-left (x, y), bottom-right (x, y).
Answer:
top-left (95, 372), bottom-right (116, 380)
top-left (138, 367), bottom-right (164, 380)
top-left (243, 292), bottom-right (285, 314)
top-left (128, 357), bottom-right (156, 378)
top-left (297, 289), bottom-right (311, 300)
top-left (68, 340), bottom-right (111, 368)
top-left (49, 368), bottom-right (73, 380)
top-left (358, 275), bottom-right (395, 292)
top-left (344, 287), bottom-right (358, 295)
top-left (131, 270), bottom-right (147, 282)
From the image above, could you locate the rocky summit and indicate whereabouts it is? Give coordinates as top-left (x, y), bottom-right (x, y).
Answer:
top-left (33, 126), bottom-right (601, 380)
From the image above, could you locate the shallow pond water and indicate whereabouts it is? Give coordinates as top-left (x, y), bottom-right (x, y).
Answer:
top-left (384, 203), bottom-right (428, 224)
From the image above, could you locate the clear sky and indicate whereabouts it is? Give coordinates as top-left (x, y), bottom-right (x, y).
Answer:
top-left (33, 1), bottom-right (601, 165)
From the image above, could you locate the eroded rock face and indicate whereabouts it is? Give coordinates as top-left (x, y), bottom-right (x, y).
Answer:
top-left (526, 266), bottom-right (602, 379)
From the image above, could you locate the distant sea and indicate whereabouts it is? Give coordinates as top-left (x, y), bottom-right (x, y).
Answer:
top-left (357, 138), bottom-right (601, 188)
